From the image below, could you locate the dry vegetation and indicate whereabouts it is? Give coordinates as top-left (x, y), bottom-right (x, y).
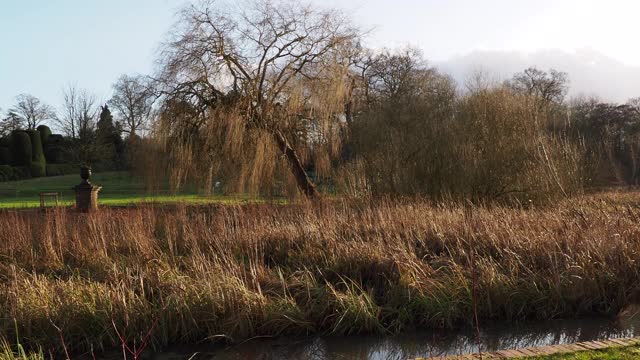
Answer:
top-left (1, 191), bottom-right (639, 356)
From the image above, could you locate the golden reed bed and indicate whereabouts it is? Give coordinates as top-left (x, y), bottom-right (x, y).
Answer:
top-left (1, 192), bottom-right (639, 355)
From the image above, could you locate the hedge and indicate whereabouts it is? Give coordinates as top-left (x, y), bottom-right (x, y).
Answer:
top-left (37, 125), bottom-right (52, 146)
top-left (26, 130), bottom-right (45, 163)
top-left (46, 164), bottom-right (77, 177)
top-left (25, 130), bottom-right (46, 177)
top-left (11, 166), bottom-right (31, 180)
top-left (10, 131), bottom-right (32, 167)
top-left (29, 163), bottom-right (45, 177)
top-left (0, 165), bottom-right (13, 182)
top-left (0, 147), bottom-right (10, 165)
top-left (45, 134), bottom-right (65, 164)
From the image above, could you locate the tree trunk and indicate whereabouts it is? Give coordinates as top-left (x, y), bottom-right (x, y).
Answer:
top-left (273, 131), bottom-right (319, 199)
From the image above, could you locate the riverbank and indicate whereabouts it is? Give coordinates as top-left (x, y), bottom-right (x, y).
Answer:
top-left (532, 344), bottom-right (640, 359)
top-left (423, 337), bottom-right (640, 359)
top-left (531, 343), bottom-right (640, 359)
top-left (2, 191), bottom-right (640, 356)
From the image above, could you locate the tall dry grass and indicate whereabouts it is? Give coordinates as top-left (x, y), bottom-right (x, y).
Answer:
top-left (1, 192), bottom-right (640, 355)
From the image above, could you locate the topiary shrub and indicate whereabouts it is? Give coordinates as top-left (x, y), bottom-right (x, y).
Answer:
top-left (29, 162), bottom-right (46, 177)
top-left (10, 131), bottom-right (32, 167)
top-left (37, 125), bottom-right (52, 146)
top-left (0, 139), bottom-right (10, 168)
top-left (0, 165), bottom-right (13, 182)
top-left (0, 147), bottom-right (10, 165)
top-left (46, 164), bottom-right (77, 177)
top-left (45, 134), bottom-right (66, 164)
top-left (25, 130), bottom-right (46, 178)
top-left (26, 130), bottom-right (45, 163)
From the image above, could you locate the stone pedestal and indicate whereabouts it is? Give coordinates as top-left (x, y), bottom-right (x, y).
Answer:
top-left (73, 167), bottom-right (102, 212)
top-left (73, 183), bottom-right (102, 212)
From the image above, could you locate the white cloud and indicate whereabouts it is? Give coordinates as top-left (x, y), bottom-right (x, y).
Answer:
top-left (437, 48), bottom-right (640, 103)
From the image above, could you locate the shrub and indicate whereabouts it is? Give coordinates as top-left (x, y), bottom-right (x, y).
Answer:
top-left (29, 162), bottom-right (46, 177)
top-left (0, 165), bottom-right (13, 182)
top-left (46, 163), bottom-right (77, 177)
top-left (0, 147), bottom-right (10, 165)
top-left (10, 131), bottom-right (32, 167)
top-left (11, 165), bottom-right (31, 180)
top-left (26, 130), bottom-right (46, 178)
top-left (25, 130), bottom-right (46, 163)
top-left (45, 134), bottom-right (66, 164)
top-left (349, 85), bottom-right (584, 203)
top-left (37, 125), bottom-right (52, 146)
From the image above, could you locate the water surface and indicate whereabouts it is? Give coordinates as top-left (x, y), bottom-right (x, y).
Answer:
top-left (107, 317), bottom-right (640, 359)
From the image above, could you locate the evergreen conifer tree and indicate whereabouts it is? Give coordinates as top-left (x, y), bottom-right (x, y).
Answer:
top-left (95, 105), bottom-right (124, 170)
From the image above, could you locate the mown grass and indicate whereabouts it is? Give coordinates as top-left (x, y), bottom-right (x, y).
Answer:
top-left (1, 191), bottom-right (640, 356)
top-left (0, 172), bottom-right (279, 208)
top-left (528, 344), bottom-right (640, 359)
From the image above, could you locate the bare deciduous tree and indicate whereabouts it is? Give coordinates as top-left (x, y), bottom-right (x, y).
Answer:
top-left (57, 85), bottom-right (101, 166)
top-left (58, 85), bottom-right (98, 140)
top-left (9, 94), bottom-right (56, 130)
top-left (348, 49), bottom-right (459, 195)
top-left (507, 67), bottom-right (569, 107)
top-left (109, 74), bottom-right (154, 138)
top-left (157, 0), bottom-right (359, 198)
top-left (359, 48), bottom-right (439, 104)
top-left (627, 97), bottom-right (640, 113)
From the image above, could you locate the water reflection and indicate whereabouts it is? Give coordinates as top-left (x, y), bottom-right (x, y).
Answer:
top-left (123, 317), bottom-right (640, 359)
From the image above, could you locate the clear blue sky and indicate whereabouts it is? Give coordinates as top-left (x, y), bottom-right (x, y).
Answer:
top-left (2, 0), bottom-right (640, 113)
top-left (0, 0), bottom-right (185, 112)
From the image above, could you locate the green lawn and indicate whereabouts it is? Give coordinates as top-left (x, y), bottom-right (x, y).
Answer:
top-left (0, 172), bottom-right (275, 208)
top-left (528, 345), bottom-right (640, 359)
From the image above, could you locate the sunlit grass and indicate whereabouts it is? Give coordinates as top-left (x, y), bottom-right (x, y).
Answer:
top-left (0, 194), bottom-right (283, 208)
top-left (528, 344), bottom-right (640, 359)
top-left (0, 171), bottom-right (284, 208)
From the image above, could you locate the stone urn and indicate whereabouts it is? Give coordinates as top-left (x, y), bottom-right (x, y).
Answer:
top-left (80, 166), bottom-right (91, 183)
top-left (73, 166), bottom-right (102, 212)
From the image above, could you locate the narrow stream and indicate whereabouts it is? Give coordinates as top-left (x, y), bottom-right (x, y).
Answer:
top-left (103, 317), bottom-right (640, 359)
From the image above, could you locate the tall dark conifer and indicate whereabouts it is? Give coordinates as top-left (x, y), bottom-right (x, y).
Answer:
top-left (96, 105), bottom-right (124, 170)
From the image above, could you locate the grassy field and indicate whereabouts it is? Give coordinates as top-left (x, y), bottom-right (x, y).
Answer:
top-left (0, 172), bottom-right (275, 208)
top-left (1, 190), bottom-right (640, 357)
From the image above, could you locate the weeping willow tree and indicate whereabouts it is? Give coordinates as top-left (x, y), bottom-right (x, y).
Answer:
top-left (154, 0), bottom-right (360, 198)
